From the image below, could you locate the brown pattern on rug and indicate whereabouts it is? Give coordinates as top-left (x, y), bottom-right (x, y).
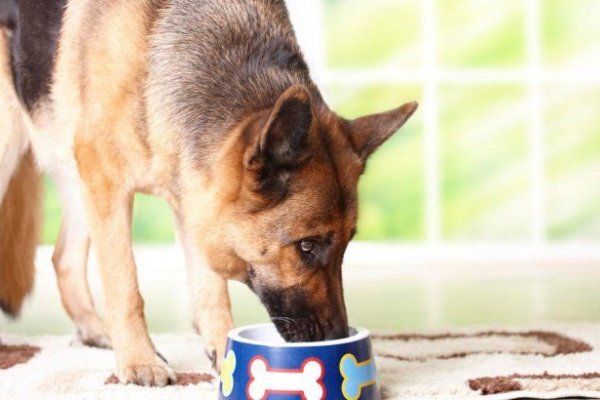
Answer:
top-left (469, 372), bottom-right (600, 395)
top-left (105, 372), bottom-right (214, 386)
top-left (372, 330), bottom-right (592, 361)
top-left (0, 343), bottom-right (40, 369)
top-left (4, 329), bottom-right (600, 399)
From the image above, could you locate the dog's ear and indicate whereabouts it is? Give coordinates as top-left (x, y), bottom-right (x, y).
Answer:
top-left (243, 85), bottom-right (312, 200)
top-left (347, 101), bottom-right (418, 161)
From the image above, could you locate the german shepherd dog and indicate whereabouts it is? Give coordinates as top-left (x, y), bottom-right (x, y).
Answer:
top-left (0, 0), bottom-right (416, 386)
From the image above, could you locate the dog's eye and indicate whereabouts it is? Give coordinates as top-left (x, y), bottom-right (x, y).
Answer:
top-left (299, 239), bottom-right (315, 253)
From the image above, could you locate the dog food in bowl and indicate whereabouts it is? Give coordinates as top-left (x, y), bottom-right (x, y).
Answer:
top-left (218, 323), bottom-right (380, 400)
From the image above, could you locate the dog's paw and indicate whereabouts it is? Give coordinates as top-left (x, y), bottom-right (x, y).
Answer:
top-left (197, 318), bottom-right (232, 372)
top-left (204, 346), bottom-right (218, 370)
top-left (202, 329), bottom-right (230, 372)
top-left (75, 314), bottom-right (112, 349)
top-left (118, 359), bottom-right (176, 387)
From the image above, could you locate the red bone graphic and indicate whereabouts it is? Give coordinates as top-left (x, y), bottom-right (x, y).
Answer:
top-left (246, 356), bottom-right (326, 400)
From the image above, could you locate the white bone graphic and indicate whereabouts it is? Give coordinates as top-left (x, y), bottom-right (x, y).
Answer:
top-left (247, 356), bottom-right (325, 400)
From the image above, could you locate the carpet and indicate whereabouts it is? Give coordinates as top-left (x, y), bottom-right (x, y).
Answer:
top-left (2, 323), bottom-right (600, 399)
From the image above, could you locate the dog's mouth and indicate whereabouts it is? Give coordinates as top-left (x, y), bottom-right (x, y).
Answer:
top-left (271, 316), bottom-right (324, 342)
top-left (270, 316), bottom-right (349, 342)
top-left (246, 267), bottom-right (349, 342)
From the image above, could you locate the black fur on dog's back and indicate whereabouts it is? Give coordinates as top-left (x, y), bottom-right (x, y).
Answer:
top-left (0, 0), bottom-right (17, 31)
top-left (6, 0), bottom-right (65, 110)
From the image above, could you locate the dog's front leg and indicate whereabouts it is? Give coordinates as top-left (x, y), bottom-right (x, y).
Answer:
top-left (78, 157), bottom-right (175, 386)
top-left (193, 267), bottom-right (233, 371)
top-left (177, 220), bottom-right (233, 371)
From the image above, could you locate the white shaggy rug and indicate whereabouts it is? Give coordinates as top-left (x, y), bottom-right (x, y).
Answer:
top-left (3, 323), bottom-right (600, 399)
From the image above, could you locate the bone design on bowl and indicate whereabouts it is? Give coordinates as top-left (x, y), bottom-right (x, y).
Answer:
top-left (219, 324), bottom-right (379, 400)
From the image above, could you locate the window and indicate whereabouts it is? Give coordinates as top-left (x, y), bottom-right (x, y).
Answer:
top-left (289, 0), bottom-right (600, 248)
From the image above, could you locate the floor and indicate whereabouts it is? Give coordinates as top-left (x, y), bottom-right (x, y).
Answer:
top-left (2, 244), bottom-right (600, 336)
top-left (6, 323), bottom-right (600, 399)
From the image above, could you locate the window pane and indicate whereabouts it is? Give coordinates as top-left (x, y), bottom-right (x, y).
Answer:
top-left (326, 84), bottom-right (424, 240)
top-left (325, 0), bottom-right (421, 69)
top-left (440, 85), bottom-right (530, 240)
top-left (132, 194), bottom-right (175, 242)
top-left (42, 178), bottom-right (61, 244)
top-left (437, 0), bottom-right (526, 68)
top-left (543, 0), bottom-right (600, 68)
top-left (545, 84), bottom-right (600, 240)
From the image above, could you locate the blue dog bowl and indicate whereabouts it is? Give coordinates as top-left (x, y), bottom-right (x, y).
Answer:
top-left (218, 323), bottom-right (380, 400)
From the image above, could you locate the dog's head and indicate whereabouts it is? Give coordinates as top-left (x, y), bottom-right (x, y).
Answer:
top-left (211, 85), bottom-right (417, 342)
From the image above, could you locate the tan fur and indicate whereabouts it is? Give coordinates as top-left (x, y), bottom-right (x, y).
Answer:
top-left (0, 152), bottom-right (41, 316)
top-left (55, 0), bottom-right (177, 385)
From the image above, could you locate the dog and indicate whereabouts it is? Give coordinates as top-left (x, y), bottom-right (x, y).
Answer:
top-left (0, 0), bottom-right (417, 386)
